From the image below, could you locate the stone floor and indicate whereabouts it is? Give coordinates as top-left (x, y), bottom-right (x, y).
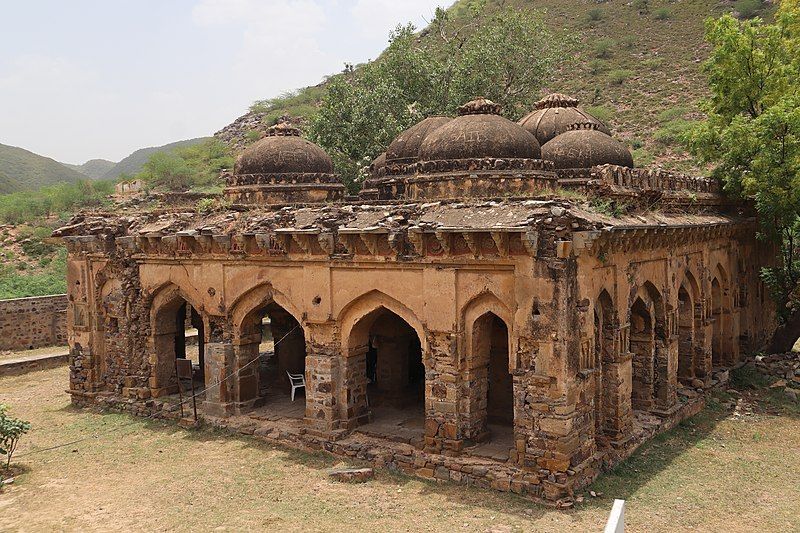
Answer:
top-left (467, 424), bottom-right (515, 461)
top-left (355, 404), bottom-right (426, 446)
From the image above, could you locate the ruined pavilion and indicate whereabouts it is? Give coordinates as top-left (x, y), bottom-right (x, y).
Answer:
top-left (55, 95), bottom-right (776, 504)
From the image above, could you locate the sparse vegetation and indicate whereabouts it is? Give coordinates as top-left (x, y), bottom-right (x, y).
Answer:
top-left (607, 68), bottom-right (634, 85)
top-left (584, 104), bottom-right (614, 123)
top-left (132, 138), bottom-right (233, 192)
top-left (653, 7), bottom-right (672, 20)
top-left (592, 38), bottom-right (615, 59)
top-left (3, 366), bottom-right (798, 530)
top-left (586, 8), bottom-right (604, 24)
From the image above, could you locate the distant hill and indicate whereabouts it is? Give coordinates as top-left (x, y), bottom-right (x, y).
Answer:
top-left (65, 159), bottom-right (116, 180)
top-left (0, 143), bottom-right (91, 194)
top-left (102, 138), bottom-right (210, 180)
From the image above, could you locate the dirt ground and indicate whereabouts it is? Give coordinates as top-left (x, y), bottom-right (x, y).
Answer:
top-left (0, 366), bottom-right (798, 532)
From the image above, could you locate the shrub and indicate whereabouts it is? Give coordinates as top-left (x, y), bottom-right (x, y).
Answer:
top-left (588, 59), bottom-right (608, 75)
top-left (641, 57), bottom-right (665, 70)
top-left (632, 0), bottom-right (649, 12)
top-left (653, 7), bottom-right (672, 20)
top-left (632, 148), bottom-right (656, 167)
top-left (654, 118), bottom-right (695, 145)
top-left (734, 0), bottom-right (763, 19)
top-left (620, 35), bottom-right (638, 50)
top-left (0, 404), bottom-right (31, 470)
top-left (586, 8), bottom-right (604, 23)
top-left (196, 198), bottom-right (216, 214)
top-left (607, 69), bottom-right (634, 85)
top-left (592, 38), bottom-right (615, 59)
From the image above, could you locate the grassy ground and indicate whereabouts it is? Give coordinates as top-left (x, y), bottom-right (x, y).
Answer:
top-left (0, 366), bottom-right (798, 532)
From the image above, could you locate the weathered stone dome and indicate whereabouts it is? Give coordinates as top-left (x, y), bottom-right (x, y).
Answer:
top-left (518, 93), bottom-right (611, 146)
top-left (234, 122), bottom-right (334, 176)
top-left (419, 98), bottom-right (541, 162)
top-left (386, 116), bottom-right (451, 165)
top-left (541, 123), bottom-right (633, 169)
top-left (225, 122), bottom-right (344, 205)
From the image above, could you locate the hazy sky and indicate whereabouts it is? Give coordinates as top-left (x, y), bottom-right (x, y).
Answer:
top-left (0, 0), bottom-right (447, 164)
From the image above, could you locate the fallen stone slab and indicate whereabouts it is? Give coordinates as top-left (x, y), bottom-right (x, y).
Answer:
top-left (328, 467), bottom-right (374, 483)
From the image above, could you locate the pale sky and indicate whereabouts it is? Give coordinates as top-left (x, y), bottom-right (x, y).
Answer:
top-left (0, 0), bottom-right (448, 164)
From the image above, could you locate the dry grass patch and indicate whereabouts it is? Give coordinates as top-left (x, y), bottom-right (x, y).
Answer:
top-left (1, 367), bottom-right (798, 532)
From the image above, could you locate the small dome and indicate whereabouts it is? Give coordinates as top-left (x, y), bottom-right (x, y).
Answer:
top-left (370, 151), bottom-right (386, 173)
top-left (386, 117), bottom-right (451, 164)
top-left (419, 98), bottom-right (541, 162)
top-left (235, 122), bottom-right (334, 175)
top-left (541, 123), bottom-right (633, 169)
top-left (518, 93), bottom-right (611, 145)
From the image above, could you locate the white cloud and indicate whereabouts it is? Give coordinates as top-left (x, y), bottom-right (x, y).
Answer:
top-left (350, 0), bottom-right (443, 39)
top-left (192, 0), bottom-right (332, 105)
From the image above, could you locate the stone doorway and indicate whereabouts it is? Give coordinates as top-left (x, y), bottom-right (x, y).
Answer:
top-left (236, 301), bottom-right (306, 411)
top-left (150, 293), bottom-right (205, 398)
top-left (346, 307), bottom-right (425, 439)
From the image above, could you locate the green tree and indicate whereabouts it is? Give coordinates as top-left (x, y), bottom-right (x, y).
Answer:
top-left (687, 2), bottom-right (800, 351)
top-left (309, 5), bottom-right (566, 190)
top-left (0, 404), bottom-right (30, 471)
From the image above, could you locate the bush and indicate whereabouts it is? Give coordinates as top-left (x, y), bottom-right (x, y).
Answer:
top-left (607, 69), bottom-right (634, 85)
top-left (654, 118), bottom-right (695, 145)
top-left (653, 7), bottom-right (672, 20)
top-left (586, 8), bottom-right (604, 23)
top-left (632, 0), bottom-right (649, 12)
top-left (588, 59), bottom-right (608, 75)
top-left (592, 38), bottom-right (615, 59)
top-left (0, 404), bottom-right (30, 470)
top-left (734, 0), bottom-right (763, 19)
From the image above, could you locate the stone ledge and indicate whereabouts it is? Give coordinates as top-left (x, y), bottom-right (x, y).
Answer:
top-left (0, 351), bottom-right (69, 377)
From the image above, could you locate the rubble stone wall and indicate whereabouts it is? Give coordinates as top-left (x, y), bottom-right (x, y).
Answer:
top-left (0, 294), bottom-right (68, 351)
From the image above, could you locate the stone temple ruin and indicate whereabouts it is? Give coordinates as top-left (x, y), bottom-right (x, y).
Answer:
top-left (55, 95), bottom-right (776, 504)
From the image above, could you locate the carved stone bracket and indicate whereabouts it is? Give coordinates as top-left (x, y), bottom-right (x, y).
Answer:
top-left (434, 231), bottom-right (452, 255)
top-left (490, 232), bottom-right (509, 257)
top-left (407, 231), bottom-right (425, 256)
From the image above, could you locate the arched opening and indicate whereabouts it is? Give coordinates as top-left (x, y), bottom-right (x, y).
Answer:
top-left (677, 285), bottom-right (694, 384)
top-left (150, 292), bottom-right (204, 397)
top-left (594, 290), bottom-right (616, 443)
top-left (630, 297), bottom-right (655, 411)
top-left (347, 307), bottom-right (425, 438)
top-left (237, 300), bottom-right (306, 415)
top-left (472, 312), bottom-right (513, 439)
top-left (711, 277), bottom-right (723, 368)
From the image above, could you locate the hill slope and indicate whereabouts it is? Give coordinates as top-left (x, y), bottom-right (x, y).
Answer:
top-left (218, 0), bottom-right (773, 172)
top-left (0, 143), bottom-right (91, 194)
top-left (102, 138), bottom-right (210, 180)
top-left (65, 159), bottom-right (117, 180)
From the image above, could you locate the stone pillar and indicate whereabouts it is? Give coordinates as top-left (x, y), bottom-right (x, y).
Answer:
top-left (203, 341), bottom-right (235, 417)
top-left (303, 322), bottom-right (343, 435)
top-left (600, 326), bottom-right (633, 441)
top-left (653, 336), bottom-right (678, 414)
top-left (697, 299), bottom-right (713, 383)
top-left (424, 330), bottom-right (461, 453)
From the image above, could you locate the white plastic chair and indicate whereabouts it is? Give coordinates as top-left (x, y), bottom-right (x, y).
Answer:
top-left (286, 371), bottom-right (306, 401)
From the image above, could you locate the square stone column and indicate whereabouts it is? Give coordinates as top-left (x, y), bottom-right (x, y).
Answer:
top-left (303, 323), bottom-right (344, 435)
top-left (203, 341), bottom-right (235, 417)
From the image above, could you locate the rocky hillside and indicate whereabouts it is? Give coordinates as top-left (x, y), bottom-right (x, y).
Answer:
top-left (215, 0), bottom-right (773, 172)
top-left (0, 143), bottom-right (91, 194)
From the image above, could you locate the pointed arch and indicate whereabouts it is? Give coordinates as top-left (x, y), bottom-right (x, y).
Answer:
top-left (462, 291), bottom-right (513, 365)
top-left (229, 282), bottom-right (307, 341)
top-left (338, 289), bottom-right (426, 353)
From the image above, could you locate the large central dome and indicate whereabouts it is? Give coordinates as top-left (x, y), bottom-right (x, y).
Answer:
top-left (518, 93), bottom-right (611, 146)
top-left (418, 98), bottom-right (541, 162)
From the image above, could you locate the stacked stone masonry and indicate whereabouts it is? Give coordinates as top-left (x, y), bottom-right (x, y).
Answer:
top-left (0, 294), bottom-right (67, 351)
